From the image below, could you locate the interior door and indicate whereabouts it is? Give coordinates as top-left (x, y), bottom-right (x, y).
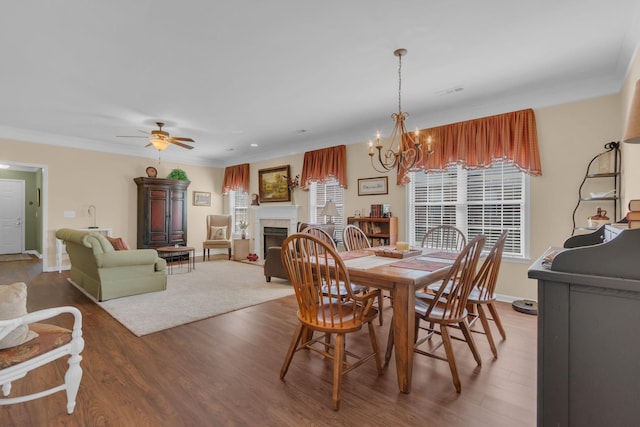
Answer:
top-left (0, 179), bottom-right (25, 254)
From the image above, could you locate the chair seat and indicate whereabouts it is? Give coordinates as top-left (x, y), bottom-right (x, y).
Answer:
top-left (299, 302), bottom-right (378, 332)
top-left (0, 323), bottom-right (71, 370)
top-left (466, 287), bottom-right (496, 303)
top-left (321, 282), bottom-right (367, 296)
top-left (415, 293), bottom-right (468, 321)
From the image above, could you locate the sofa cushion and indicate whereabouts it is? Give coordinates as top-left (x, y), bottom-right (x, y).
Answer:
top-left (209, 226), bottom-right (227, 240)
top-left (0, 282), bottom-right (38, 349)
top-left (106, 236), bottom-right (130, 251)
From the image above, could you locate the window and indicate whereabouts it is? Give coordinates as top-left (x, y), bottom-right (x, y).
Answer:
top-left (229, 190), bottom-right (249, 234)
top-left (408, 162), bottom-right (529, 258)
top-left (309, 178), bottom-right (345, 242)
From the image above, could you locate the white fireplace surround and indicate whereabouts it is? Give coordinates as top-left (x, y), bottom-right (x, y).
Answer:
top-left (250, 205), bottom-right (300, 258)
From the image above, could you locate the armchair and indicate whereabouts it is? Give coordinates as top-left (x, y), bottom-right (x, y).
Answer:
top-left (55, 229), bottom-right (167, 301)
top-left (0, 282), bottom-right (84, 414)
top-left (203, 215), bottom-right (232, 261)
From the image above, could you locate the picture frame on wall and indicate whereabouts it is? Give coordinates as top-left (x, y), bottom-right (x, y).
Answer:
top-left (258, 165), bottom-right (291, 202)
top-left (193, 191), bottom-right (211, 206)
top-left (357, 176), bottom-right (388, 196)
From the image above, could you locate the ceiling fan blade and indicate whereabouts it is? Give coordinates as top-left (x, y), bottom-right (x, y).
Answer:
top-left (171, 137), bottom-right (195, 142)
top-left (117, 135), bottom-right (149, 138)
top-left (144, 142), bottom-right (152, 147)
top-left (168, 139), bottom-right (194, 150)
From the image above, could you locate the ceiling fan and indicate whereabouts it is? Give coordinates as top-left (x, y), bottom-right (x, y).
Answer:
top-left (118, 122), bottom-right (195, 151)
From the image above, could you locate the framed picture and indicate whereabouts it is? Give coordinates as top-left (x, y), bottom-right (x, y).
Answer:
top-left (358, 176), bottom-right (388, 196)
top-left (258, 165), bottom-right (291, 202)
top-left (193, 191), bottom-right (211, 206)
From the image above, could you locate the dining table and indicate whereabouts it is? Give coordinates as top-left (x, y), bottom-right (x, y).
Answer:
top-left (338, 246), bottom-right (459, 394)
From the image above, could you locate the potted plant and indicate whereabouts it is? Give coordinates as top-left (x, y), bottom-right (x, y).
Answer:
top-left (239, 221), bottom-right (249, 239)
top-left (167, 168), bottom-right (189, 181)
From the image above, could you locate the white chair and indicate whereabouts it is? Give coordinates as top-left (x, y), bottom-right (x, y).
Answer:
top-left (203, 214), bottom-right (232, 260)
top-left (0, 306), bottom-right (84, 414)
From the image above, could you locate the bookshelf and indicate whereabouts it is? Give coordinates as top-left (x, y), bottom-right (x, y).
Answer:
top-left (347, 216), bottom-right (398, 246)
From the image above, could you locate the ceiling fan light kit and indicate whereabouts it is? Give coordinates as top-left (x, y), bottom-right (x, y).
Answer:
top-left (117, 122), bottom-right (195, 152)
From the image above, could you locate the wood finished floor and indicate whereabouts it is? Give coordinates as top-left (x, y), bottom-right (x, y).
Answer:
top-left (1, 258), bottom-right (537, 427)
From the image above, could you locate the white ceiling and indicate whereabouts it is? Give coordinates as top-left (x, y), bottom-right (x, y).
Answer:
top-left (1, 1), bottom-right (640, 168)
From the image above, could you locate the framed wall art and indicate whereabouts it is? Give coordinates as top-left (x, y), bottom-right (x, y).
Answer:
top-left (193, 191), bottom-right (211, 206)
top-left (258, 165), bottom-right (291, 202)
top-left (358, 176), bottom-right (388, 196)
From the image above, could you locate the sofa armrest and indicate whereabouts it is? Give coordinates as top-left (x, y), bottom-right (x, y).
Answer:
top-left (95, 249), bottom-right (161, 268)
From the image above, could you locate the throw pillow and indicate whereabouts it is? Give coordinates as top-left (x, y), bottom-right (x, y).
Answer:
top-left (209, 226), bottom-right (227, 241)
top-left (0, 282), bottom-right (38, 349)
top-left (106, 236), bottom-right (130, 251)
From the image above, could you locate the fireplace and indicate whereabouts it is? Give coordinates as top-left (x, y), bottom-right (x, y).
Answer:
top-left (250, 205), bottom-right (300, 260)
top-left (263, 227), bottom-right (288, 259)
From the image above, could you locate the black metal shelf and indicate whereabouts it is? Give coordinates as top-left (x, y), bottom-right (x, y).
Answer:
top-left (571, 141), bottom-right (621, 236)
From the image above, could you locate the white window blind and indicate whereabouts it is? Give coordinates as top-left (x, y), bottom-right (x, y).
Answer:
top-left (310, 178), bottom-right (345, 242)
top-left (229, 191), bottom-right (249, 233)
top-left (409, 162), bottom-right (528, 258)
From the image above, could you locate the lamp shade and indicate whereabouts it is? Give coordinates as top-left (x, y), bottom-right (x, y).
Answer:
top-left (623, 79), bottom-right (640, 144)
top-left (150, 137), bottom-right (170, 151)
top-left (321, 200), bottom-right (339, 217)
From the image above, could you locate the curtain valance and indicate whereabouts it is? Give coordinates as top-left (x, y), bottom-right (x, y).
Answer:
top-left (300, 145), bottom-right (347, 190)
top-left (222, 163), bottom-right (250, 194)
top-left (399, 108), bottom-right (541, 183)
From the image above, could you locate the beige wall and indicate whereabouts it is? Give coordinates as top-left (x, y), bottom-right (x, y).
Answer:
top-left (0, 139), bottom-right (223, 270)
top-left (1, 72), bottom-right (634, 300)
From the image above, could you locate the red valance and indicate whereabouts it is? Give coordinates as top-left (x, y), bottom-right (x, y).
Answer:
top-left (300, 145), bottom-right (347, 190)
top-left (222, 163), bottom-right (250, 194)
top-left (399, 108), bottom-right (542, 183)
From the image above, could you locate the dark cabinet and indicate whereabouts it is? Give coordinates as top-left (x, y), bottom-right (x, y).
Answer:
top-left (134, 177), bottom-right (190, 249)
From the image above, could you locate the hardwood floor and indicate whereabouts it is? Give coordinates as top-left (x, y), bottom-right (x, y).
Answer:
top-left (1, 258), bottom-right (537, 426)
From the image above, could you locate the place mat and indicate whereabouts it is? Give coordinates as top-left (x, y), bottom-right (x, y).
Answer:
top-left (343, 255), bottom-right (399, 270)
top-left (424, 251), bottom-right (459, 260)
top-left (339, 251), bottom-right (372, 261)
top-left (390, 258), bottom-right (451, 272)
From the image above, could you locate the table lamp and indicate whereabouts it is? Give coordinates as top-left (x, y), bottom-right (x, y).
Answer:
top-left (321, 200), bottom-right (339, 224)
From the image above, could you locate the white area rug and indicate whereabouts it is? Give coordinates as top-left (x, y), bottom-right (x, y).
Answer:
top-left (98, 260), bottom-right (293, 336)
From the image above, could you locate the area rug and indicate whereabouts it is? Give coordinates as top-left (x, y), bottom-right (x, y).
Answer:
top-left (97, 260), bottom-right (293, 337)
top-left (0, 253), bottom-right (34, 262)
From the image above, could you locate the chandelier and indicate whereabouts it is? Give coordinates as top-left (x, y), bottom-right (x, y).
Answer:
top-left (369, 48), bottom-right (432, 173)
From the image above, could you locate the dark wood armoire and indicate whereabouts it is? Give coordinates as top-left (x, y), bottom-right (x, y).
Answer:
top-left (134, 177), bottom-right (190, 249)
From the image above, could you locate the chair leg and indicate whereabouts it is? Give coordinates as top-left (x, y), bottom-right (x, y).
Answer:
top-left (384, 317), bottom-right (394, 365)
top-left (459, 320), bottom-right (482, 366)
top-left (440, 325), bottom-right (462, 393)
top-left (367, 321), bottom-right (383, 374)
top-left (332, 333), bottom-right (345, 410)
top-left (280, 323), bottom-right (305, 379)
top-left (64, 353), bottom-right (83, 414)
top-left (228, 248), bottom-right (232, 260)
top-left (477, 305), bottom-right (498, 358)
top-left (377, 292), bottom-right (384, 326)
top-left (488, 302), bottom-right (506, 339)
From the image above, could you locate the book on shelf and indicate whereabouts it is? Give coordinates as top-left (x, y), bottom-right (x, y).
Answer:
top-left (629, 199), bottom-right (640, 211)
top-left (628, 220), bottom-right (640, 229)
top-left (626, 211), bottom-right (640, 221)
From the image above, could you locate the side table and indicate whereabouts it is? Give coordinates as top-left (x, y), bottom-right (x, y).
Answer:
top-left (156, 246), bottom-right (195, 274)
top-left (233, 239), bottom-right (251, 261)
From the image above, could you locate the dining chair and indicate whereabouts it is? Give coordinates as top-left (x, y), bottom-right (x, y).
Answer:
top-left (421, 225), bottom-right (467, 251)
top-left (425, 230), bottom-right (509, 358)
top-left (279, 233), bottom-right (383, 410)
top-left (464, 230), bottom-right (508, 358)
top-left (342, 224), bottom-right (371, 251)
top-left (340, 224), bottom-right (385, 325)
top-left (384, 235), bottom-right (485, 393)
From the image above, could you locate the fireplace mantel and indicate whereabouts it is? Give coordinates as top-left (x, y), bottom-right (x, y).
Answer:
top-left (250, 205), bottom-right (300, 258)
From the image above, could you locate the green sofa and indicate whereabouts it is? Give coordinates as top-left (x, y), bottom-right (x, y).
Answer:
top-left (55, 228), bottom-right (167, 301)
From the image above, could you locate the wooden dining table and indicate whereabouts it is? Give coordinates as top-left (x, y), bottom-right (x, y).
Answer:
top-left (338, 247), bottom-right (458, 394)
